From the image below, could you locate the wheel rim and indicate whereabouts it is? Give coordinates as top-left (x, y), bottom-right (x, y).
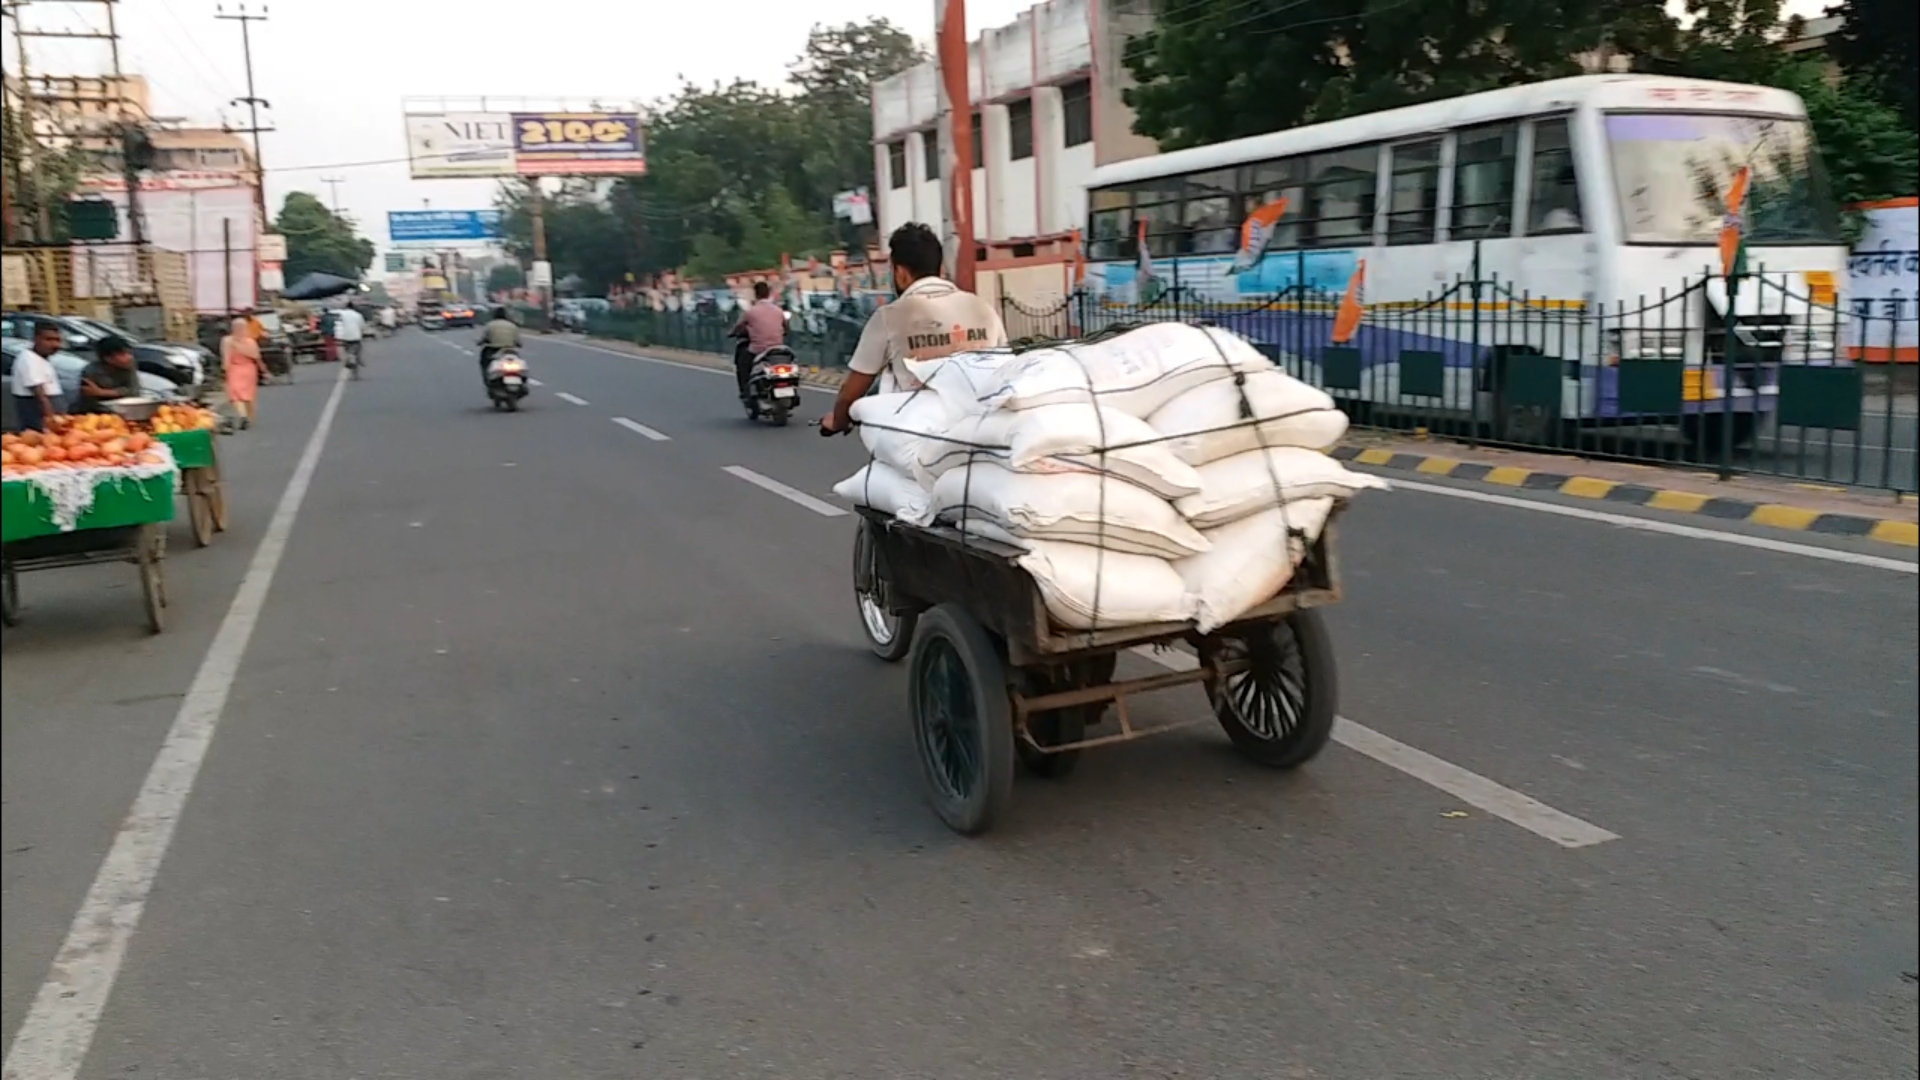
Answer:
top-left (854, 528), bottom-right (899, 647)
top-left (1218, 622), bottom-right (1309, 743)
top-left (915, 637), bottom-right (979, 802)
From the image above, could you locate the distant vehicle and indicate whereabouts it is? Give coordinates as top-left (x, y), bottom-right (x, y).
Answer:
top-left (420, 311), bottom-right (447, 332)
top-left (441, 303), bottom-right (478, 328)
top-left (2, 311), bottom-right (201, 394)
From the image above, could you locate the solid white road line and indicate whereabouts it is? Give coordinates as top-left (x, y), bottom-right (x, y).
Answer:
top-left (555, 392), bottom-right (589, 406)
top-left (723, 465), bottom-right (848, 518)
top-left (612, 416), bottom-right (670, 441)
top-left (3, 368), bottom-right (353, 1080)
top-left (1380, 476), bottom-right (1916, 574)
top-left (1128, 646), bottom-right (1620, 849)
top-left (527, 378), bottom-right (544, 387)
top-left (549, 338), bottom-right (837, 395)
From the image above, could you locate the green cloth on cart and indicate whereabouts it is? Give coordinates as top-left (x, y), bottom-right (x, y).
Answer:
top-left (2, 469), bottom-right (176, 544)
top-left (155, 428), bottom-right (216, 470)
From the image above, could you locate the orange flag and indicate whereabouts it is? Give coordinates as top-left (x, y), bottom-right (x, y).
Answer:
top-left (1229, 197), bottom-right (1289, 274)
top-left (1717, 166), bottom-right (1751, 280)
top-left (1330, 259), bottom-right (1366, 344)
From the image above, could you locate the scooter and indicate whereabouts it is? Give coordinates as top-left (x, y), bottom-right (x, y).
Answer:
top-left (482, 347), bottom-right (531, 411)
top-left (741, 344), bottom-right (803, 426)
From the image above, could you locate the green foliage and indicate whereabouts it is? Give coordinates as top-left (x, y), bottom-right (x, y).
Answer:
top-left (495, 18), bottom-right (919, 288)
top-left (274, 191), bottom-right (375, 282)
top-left (486, 263), bottom-right (526, 293)
top-left (1825, 0), bottom-right (1919, 130)
top-left (2, 98), bottom-right (93, 242)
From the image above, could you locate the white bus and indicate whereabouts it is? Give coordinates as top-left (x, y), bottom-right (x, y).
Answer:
top-left (1082, 75), bottom-right (1850, 443)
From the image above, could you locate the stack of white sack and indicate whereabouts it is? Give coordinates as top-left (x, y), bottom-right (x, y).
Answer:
top-left (830, 323), bottom-right (1384, 632)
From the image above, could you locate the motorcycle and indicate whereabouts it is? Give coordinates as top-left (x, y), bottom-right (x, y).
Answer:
top-left (482, 347), bottom-right (531, 411)
top-left (740, 343), bottom-right (803, 426)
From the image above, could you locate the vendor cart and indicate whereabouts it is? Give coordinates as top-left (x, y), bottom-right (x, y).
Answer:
top-left (156, 428), bottom-right (228, 547)
top-left (1, 466), bottom-right (175, 634)
top-left (852, 507), bottom-right (1343, 836)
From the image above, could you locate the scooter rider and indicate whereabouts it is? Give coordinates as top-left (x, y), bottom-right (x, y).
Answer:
top-left (819, 222), bottom-right (1007, 435)
top-left (476, 306), bottom-right (522, 377)
top-left (728, 281), bottom-right (787, 401)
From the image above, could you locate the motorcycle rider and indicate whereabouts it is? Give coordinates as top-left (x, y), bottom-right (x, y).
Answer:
top-left (476, 306), bottom-right (522, 378)
top-left (728, 281), bottom-right (787, 401)
top-left (820, 222), bottom-right (1007, 435)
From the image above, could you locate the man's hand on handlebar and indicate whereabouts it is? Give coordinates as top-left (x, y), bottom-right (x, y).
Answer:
top-left (816, 414), bottom-right (851, 437)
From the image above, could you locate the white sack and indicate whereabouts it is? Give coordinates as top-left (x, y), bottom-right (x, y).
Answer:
top-left (917, 403), bottom-right (1202, 499)
top-left (905, 349), bottom-right (1015, 417)
top-left (1147, 369), bottom-right (1349, 466)
top-left (1176, 498), bottom-right (1337, 633)
top-left (852, 391), bottom-right (952, 479)
top-left (832, 462), bottom-right (932, 523)
top-left (1016, 541), bottom-right (1194, 630)
top-left (1175, 447), bottom-right (1388, 529)
top-left (930, 462), bottom-right (1210, 559)
top-left (916, 323), bottom-right (1270, 419)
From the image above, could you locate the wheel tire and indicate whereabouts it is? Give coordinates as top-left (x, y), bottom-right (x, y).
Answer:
top-left (209, 470), bottom-right (229, 533)
top-left (908, 604), bottom-right (1016, 836)
top-left (771, 400), bottom-right (790, 427)
top-left (853, 521), bottom-right (915, 662)
top-left (1204, 609), bottom-right (1337, 769)
top-left (139, 532), bottom-right (166, 634)
top-left (186, 471), bottom-right (215, 547)
top-left (505, 397), bottom-right (519, 412)
top-left (2, 565), bottom-right (19, 627)
top-left (1016, 653), bottom-right (1117, 779)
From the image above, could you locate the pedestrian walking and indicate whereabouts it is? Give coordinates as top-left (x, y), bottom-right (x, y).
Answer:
top-left (221, 318), bottom-right (263, 429)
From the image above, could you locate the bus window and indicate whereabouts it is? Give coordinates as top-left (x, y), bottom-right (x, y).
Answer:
top-left (1452, 122), bottom-right (1519, 239)
top-left (1526, 117), bottom-right (1584, 235)
top-left (1386, 140), bottom-right (1442, 245)
top-left (1088, 189), bottom-right (1131, 259)
top-left (1137, 200), bottom-right (1182, 258)
top-left (1305, 145), bottom-right (1377, 247)
top-left (1184, 169), bottom-right (1238, 254)
top-left (1244, 159), bottom-right (1304, 251)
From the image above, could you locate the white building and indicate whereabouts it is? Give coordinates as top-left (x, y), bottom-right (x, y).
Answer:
top-left (869, 0), bottom-right (1161, 307)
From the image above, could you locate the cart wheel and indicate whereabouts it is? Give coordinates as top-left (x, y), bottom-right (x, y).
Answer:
top-left (139, 527), bottom-right (166, 634)
top-left (185, 470), bottom-right (215, 547)
top-left (1017, 653), bottom-right (1117, 779)
top-left (209, 462), bottom-right (229, 533)
top-left (853, 521), bottom-right (916, 662)
top-left (1, 564), bottom-right (19, 627)
top-left (1204, 609), bottom-right (1337, 769)
top-left (908, 604), bottom-right (1016, 836)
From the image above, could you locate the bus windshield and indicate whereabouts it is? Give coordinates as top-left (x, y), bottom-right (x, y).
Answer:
top-left (1606, 112), bottom-right (1841, 246)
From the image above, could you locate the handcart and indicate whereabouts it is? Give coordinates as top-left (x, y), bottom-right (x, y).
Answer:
top-left (1, 467), bottom-right (175, 634)
top-left (156, 428), bottom-right (229, 547)
top-left (851, 505), bottom-right (1343, 836)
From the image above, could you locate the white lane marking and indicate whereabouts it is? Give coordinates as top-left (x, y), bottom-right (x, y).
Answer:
top-left (555, 392), bottom-right (589, 406)
top-left (435, 340), bottom-right (474, 357)
top-left (612, 417), bottom-right (670, 441)
top-left (722, 465), bottom-right (848, 517)
top-left (546, 338), bottom-right (837, 395)
top-left (1128, 646), bottom-right (1620, 849)
top-left (527, 378), bottom-right (544, 387)
top-left (1380, 476), bottom-right (1916, 574)
top-left (4, 367), bottom-right (353, 1080)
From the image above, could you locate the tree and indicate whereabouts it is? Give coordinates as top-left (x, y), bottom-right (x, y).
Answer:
top-left (274, 191), bottom-right (374, 281)
top-left (486, 262), bottom-right (525, 294)
top-left (1825, 0), bottom-right (1918, 129)
top-left (788, 21), bottom-right (925, 236)
top-left (3, 98), bottom-right (93, 242)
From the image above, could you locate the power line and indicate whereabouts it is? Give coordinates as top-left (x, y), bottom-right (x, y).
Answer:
top-left (213, 2), bottom-right (272, 223)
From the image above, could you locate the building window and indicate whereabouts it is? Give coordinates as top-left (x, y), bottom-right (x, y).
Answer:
top-left (1386, 140), bottom-right (1441, 245)
top-left (887, 140), bottom-right (908, 189)
top-left (1061, 79), bottom-right (1092, 148)
top-left (1304, 146), bottom-right (1377, 248)
top-left (1526, 117), bottom-right (1584, 235)
top-left (1008, 98), bottom-right (1034, 161)
top-left (923, 131), bottom-right (939, 180)
top-left (970, 112), bottom-right (983, 170)
top-left (1452, 123), bottom-right (1518, 238)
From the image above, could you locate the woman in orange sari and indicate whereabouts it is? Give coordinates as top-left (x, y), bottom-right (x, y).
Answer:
top-left (221, 318), bottom-right (262, 429)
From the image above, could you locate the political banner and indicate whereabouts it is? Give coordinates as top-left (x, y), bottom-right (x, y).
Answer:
top-left (510, 112), bottom-right (646, 175)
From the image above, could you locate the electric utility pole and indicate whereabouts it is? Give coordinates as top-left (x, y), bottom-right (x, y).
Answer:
top-left (215, 3), bottom-right (273, 225)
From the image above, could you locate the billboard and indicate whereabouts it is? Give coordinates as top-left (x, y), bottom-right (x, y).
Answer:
top-left (388, 210), bottom-right (503, 244)
top-left (404, 111), bottom-right (645, 178)
top-left (405, 113), bottom-right (516, 178)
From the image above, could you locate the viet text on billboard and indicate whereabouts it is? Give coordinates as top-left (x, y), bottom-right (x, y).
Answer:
top-left (405, 113), bottom-right (516, 178)
top-left (510, 112), bottom-right (646, 175)
top-left (388, 209), bottom-right (504, 244)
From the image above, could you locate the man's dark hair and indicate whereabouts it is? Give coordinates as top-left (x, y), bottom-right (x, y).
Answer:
top-left (492, 306), bottom-right (508, 320)
top-left (32, 323), bottom-right (62, 342)
top-left (888, 223), bottom-right (944, 281)
top-left (96, 335), bottom-right (133, 360)
top-left (753, 281), bottom-right (771, 300)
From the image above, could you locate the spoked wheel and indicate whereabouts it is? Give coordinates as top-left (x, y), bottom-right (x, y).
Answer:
top-left (2, 564), bottom-right (19, 627)
top-left (185, 470), bottom-right (215, 547)
top-left (1203, 609), bottom-right (1337, 768)
top-left (908, 604), bottom-right (1016, 836)
top-left (1016, 652), bottom-right (1117, 779)
top-left (852, 521), bottom-right (916, 661)
top-left (208, 460), bottom-right (229, 532)
top-left (138, 525), bottom-right (166, 634)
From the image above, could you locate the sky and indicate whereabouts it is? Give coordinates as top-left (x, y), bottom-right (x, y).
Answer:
top-left (7, 0), bottom-right (1032, 265)
top-left (9, 0), bottom-right (1828, 269)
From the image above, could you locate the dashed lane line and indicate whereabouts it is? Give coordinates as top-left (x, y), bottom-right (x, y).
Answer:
top-left (613, 417), bottom-right (671, 441)
top-left (722, 465), bottom-right (847, 517)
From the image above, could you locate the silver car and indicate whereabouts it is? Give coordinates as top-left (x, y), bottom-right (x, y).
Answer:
top-left (1, 338), bottom-right (184, 431)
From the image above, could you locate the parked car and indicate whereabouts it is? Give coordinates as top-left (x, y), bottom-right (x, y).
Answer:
top-left (1, 338), bottom-right (187, 431)
top-left (1, 311), bottom-right (203, 396)
top-left (440, 303), bottom-right (477, 328)
top-left (64, 314), bottom-right (218, 386)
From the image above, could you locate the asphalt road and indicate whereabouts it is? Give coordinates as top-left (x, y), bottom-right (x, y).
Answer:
top-left (3, 328), bottom-right (1915, 1080)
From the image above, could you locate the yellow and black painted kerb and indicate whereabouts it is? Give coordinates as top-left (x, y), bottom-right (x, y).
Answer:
top-left (1329, 446), bottom-right (1920, 550)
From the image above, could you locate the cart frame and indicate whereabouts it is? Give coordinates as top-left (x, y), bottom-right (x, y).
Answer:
top-left (1, 522), bottom-right (169, 633)
top-left (853, 506), bottom-right (1344, 835)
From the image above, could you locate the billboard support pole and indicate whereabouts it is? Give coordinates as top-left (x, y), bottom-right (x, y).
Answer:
top-left (527, 177), bottom-right (550, 319)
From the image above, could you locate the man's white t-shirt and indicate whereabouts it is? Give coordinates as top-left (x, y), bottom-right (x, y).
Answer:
top-left (333, 307), bottom-right (366, 343)
top-left (10, 349), bottom-right (60, 399)
top-left (847, 276), bottom-right (1008, 391)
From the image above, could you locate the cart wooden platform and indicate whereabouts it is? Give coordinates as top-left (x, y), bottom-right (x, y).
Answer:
top-left (1, 469), bottom-right (175, 634)
top-left (852, 506), bottom-right (1344, 835)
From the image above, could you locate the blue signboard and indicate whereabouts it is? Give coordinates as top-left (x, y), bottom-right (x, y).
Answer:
top-left (387, 209), bottom-right (502, 243)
